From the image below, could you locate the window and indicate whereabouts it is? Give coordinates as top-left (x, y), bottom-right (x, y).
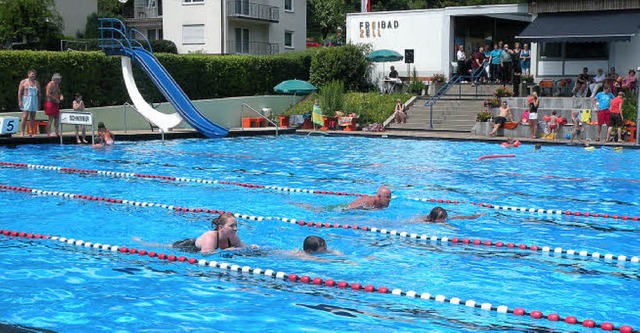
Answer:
top-left (235, 28), bottom-right (249, 53)
top-left (183, 0), bottom-right (204, 4)
top-left (284, 31), bottom-right (293, 48)
top-left (285, 0), bottom-right (292, 11)
top-left (147, 29), bottom-right (164, 41)
top-left (234, 0), bottom-right (249, 15)
top-left (565, 42), bottom-right (608, 59)
top-left (147, 29), bottom-right (157, 41)
top-left (539, 42), bottom-right (608, 59)
top-left (539, 42), bottom-right (561, 58)
top-left (183, 25), bottom-right (205, 44)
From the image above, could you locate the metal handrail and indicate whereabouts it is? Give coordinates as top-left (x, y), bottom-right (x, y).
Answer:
top-left (98, 18), bottom-right (133, 53)
top-left (123, 102), bottom-right (166, 141)
top-left (129, 28), bottom-right (153, 53)
top-left (122, 102), bottom-right (136, 133)
top-left (242, 103), bottom-right (278, 137)
top-left (424, 61), bottom-right (487, 128)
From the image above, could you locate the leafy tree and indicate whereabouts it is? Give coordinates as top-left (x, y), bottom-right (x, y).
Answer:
top-left (98, 0), bottom-right (125, 16)
top-left (308, 0), bottom-right (347, 40)
top-left (0, 0), bottom-right (63, 50)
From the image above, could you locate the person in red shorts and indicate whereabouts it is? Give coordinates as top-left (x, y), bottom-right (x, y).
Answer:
top-left (606, 91), bottom-right (625, 142)
top-left (592, 85), bottom-right (614, 141)
top-left (44, 73), bottom-right (63, 137)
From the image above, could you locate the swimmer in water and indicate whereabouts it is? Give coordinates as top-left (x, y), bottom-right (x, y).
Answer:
top-left (346, 186), bottom-right (392, 210)
top-left (93, 122), bottom-right (115, 148)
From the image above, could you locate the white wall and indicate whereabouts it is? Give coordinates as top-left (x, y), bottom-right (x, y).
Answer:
top-left (55, 0), bottom-right (97, 37)
top-left (347, 9), bottom-right (446, 80)
top-left (163, 0), bottom-right (223, 54)
top-left (611, 35), bottom-right (640, 75)
top-left (346, 4), bottom-right (529, 80)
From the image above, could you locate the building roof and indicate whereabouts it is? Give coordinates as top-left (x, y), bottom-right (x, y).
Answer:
top-left (517, 11), bottom-right (640, 42)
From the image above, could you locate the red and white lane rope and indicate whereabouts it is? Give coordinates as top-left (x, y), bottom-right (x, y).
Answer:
top-left (0, 161), bottom-right (469, 205)
top-left (1, 184), bottom-right (638, 265)
top-left (5, 161), bottom-right (640, 220)
top-left (471, 202), bottom-right (640, 222)
top-left (0, 228), bottom-right (635, 333)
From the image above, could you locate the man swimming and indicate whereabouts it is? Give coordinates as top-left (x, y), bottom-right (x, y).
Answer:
top-left (346, 186), bottom-right (392, 210)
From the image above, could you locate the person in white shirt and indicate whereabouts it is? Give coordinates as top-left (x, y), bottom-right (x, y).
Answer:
top-left (589, 68), bottom-right (606, 97)
top-left (456, 45), bottom-right (467, 81)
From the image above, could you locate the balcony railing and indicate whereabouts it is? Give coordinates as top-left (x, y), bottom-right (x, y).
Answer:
top-left (227, 40), bottom-right (279, 55)
top-left (227, 1), bottom-right (279, 22)
top-left (134, 5), bottom-right (160, 19)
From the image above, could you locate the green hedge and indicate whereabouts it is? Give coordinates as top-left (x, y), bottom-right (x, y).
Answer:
top-left (0, 49), bottom-right (313, 112)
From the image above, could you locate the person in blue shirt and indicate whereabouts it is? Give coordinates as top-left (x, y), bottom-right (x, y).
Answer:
top-left (488, 44), bottom-right (503, 83)
top-left (592, 85), bottom-right (615, 141)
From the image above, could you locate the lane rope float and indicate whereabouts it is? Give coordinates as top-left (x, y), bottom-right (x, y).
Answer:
top-left (3, 161), bottom-right (640, 221)
top-left (1, 184), bottom-right (637, 265)
top-left (0, 228), bottom-right (635, 333)
top-left (471, 202), bottom-right (639, 222)
top-left (477, 154), bottom-right (516, 161)
top-left (0, 161), bottom-right (467, 204)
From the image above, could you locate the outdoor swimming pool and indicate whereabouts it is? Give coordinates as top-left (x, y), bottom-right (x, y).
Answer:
top-left (0, 135), bottom-right (638, 333)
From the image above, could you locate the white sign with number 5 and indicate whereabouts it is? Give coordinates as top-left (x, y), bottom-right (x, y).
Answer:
top-left (0, 117), bottom-right (19, 135)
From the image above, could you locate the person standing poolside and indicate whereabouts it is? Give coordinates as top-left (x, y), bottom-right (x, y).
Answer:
top-left (347, 185), bottom-right (391, 210)
top-left (17, 69), bottom-right (41, 137)
top-left (394, 99), bottom-right (406, 124)
top-left (529, 92), bottom-right (540, 139)
top-left (489, 100), bottom-right (513, 137)
top-left (488, 44), bottom-right (502, 83)
top-left (72, 93), bottom-right (88, 143)
top-left (548, 111), bottom-right (559, 140)
top-left (44, 73), bottom-right (63, 137)
top-left (592, 85), bottom-right (614, 142)
top-left (606, 91), bottom-right (624, 142)
top-left (519, 43), bottom-right (531, 75)
top-left (569, 110), bottom-right (586, 146)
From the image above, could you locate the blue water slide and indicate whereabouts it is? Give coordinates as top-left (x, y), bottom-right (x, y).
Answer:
top-left (131, 48), bottom-right (228, 138)
top-left (98, 17), bottom-right (227, 138)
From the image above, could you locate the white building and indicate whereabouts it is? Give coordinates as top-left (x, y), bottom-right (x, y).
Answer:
top-left (124, 0), bottom-right (306, 55)
top-left (347, 1), bottom-right (640, 84)
top-left (54, 0), bottom-right (98, 37)
top-left (346, 4), bottom-right (531, 81)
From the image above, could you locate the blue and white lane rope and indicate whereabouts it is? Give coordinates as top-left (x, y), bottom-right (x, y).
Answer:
top-left (1, 184), bottom-right (638, 265)
top-left (0, 228), bottom-right (636, 333)
top-left (4, 161), bottom-right (640, 221)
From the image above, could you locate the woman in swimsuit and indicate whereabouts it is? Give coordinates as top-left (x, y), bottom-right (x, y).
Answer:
top-left (93, 122), bottom-right (115, 147)
top-left (173, 213), bottom-right (244, 254)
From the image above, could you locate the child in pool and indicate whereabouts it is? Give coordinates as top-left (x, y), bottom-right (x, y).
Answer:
top-left (93, 122), bottom-right (114, 147)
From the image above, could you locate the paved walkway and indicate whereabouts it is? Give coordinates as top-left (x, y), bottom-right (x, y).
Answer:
top-left (1, 127), bottom-right (637, 148)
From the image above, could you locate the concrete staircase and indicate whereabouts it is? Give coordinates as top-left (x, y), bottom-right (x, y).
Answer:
top-left (386, 83), bottom-right (501, 132)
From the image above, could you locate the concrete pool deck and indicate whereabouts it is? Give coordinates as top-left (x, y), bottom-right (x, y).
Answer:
top-left (0, 126), bottom-right (638, 148)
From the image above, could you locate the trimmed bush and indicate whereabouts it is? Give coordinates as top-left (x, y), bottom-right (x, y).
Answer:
top-left (309, 44), bottom-right (372, 92)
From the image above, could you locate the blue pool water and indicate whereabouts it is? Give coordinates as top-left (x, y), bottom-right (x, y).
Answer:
top-left (0, 136), bottom-right (639, 333)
